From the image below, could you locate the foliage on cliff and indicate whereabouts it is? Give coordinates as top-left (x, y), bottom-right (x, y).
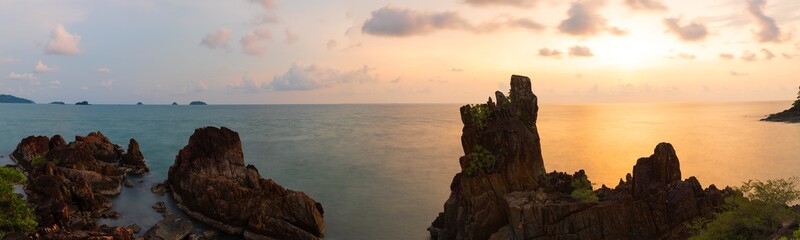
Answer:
top-left (689, 177), bottom-right (800, 240)
top-left (570, 172), bottom-right (598, 203)
top-left (465, 145), bottom-right (495, 175)
top-left (0, 94), bottom-right (34, 104)
top-left (0, 167), bottom-right (37, 238)
top-left (793, 86), bottom-right (800, 109)
top-left (467, 104), bottom-right (491, 130)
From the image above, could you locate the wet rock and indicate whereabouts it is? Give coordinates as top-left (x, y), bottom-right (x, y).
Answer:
top-left (11, 135), bottom-right (50, 169)
top-left (429, 75), bottom-right (732, 240)
top-left (121, 138), bottom-right (149, 175)
top-left (153, 201), bottom-right (167, 214)
top-left (70, 131), bottom-right (124, 163)
top-left (125, 180), bottom-right (134, 187)
top-left (129, 224), bottom-right (142, 233)
top-left (151, 183), bottom-right (168, 195)
top-left (166, 126), bottom-right (325, 239)
top-left (143, 214), bottom-right (193, 240)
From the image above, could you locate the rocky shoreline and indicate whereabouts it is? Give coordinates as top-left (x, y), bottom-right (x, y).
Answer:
top-left (6, 128), bottom-right (325, 239)
top-left (428, 75), bottom-right (734, 240)
top-left (762, 105), bottom-right (800, 123)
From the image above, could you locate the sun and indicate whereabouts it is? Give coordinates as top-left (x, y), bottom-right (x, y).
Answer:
top-left (589, 32), bottom-right (673, 70)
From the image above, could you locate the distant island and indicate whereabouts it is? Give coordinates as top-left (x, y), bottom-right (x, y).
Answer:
top-left (189, 101), bottom-right (207, 105)
top-left (762, 86), bottom-right (800, 123)
top-left (136, 102), bottom-right (144, 105)
top-left (49, 102), bottom-right (65, 105)
top-left (172, 102), bottom-right (179, 105)
top-left (75, 101), bottom-right (90, 105)
top-left (0, 94), bottom-right (35, 104)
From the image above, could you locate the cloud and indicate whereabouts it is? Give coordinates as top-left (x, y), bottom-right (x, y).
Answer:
top-left (676, 53), bottom-right (696, 60)
top-left (568, 46), bottom-right (593, 57)
top-left (267, 63), bottom-right (379, 91)
top-left (746, 0), bottom-right (782, 43)
top-left (0, 58), bottom-right (20, 65)
top-left (462, 0), bottom-right (539, 7)
top-left (80, 86), bottom-right (89, 91)
top-left (34, 60), bottom-right (55, 73)
top-left (741, 50), bottom-right (757, 61)
top-left (240, 28), bottom-right (270, 56)
top-left (719, 53), bottom-right (735, 60)
top-left (100, 80), bottom-right (113, 89)
top-left (8, 72), bottom-right (36, 80)
top-left (761, 48), bottom-right (775, 60)
top-left (200, 28), bottom-right (232, 49)
top-left (49, 80), bottom-right (61, 88)
top-left (326, 40), bottom-right (338, 50)
top-left (538, 48), bottom-right (563, 57)
top-left (730, 71), bottom-right (749, 76)
top-left (45, 24), bottom-right (81, 55)
top-left (451, 68), bottom-right (464, 72)
top-left (228, 75), bottom-right (264, 93)
top-left (623, 0), bottom-right (667, 11)
top-left (558, 1), bottom-right (621, 36)
top-left (284, 29), bottom-right (299, 44)
top-left (663, 18), bottom-right (707, 42)
top-left (361, 6), bottom-right (542, 37)
top-left (782, 53), bottom-right (797, 59)
top-left (96, 67), bottom-right (111, 73)
top-left (250, 0), bottom-right (275, 10)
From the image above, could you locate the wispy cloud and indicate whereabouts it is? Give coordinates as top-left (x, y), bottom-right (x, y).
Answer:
top-left (0, 58), bottom-right (20, 65)
top-left (45, 24), bottom-right (81, 55)
top-left (240, 28), bottom-right (270, 56)
top-left (623, 0), bottom-right (667, 11)
top-left (741, 50), bottom-right (757, 61)
top-left (663, 18), bottom-right (707, 42)
top-left (558, 1), bottom-right (621, 36)
top-left (746, 0), bottom-right (782, 43)
top-left (201, 28), bottom-right (232, 49)
top-left (462, 0), bottom-right (539, 8)
top-left (538, 48), bottom-right (563, 57)
top-left (761, 48), bottom-right (775, 60)
top-left (361, 6), bottom-right (542, 37)
top-left (267, 63), bottom-right (379, 91)
top-left (34, 60), bottom-right (55, 73)
top-left (719, 53), bottom-right (735, 60)
top-left (96, 67), bottom-right (111, 73)
top-left (568, 46), bottom-right (593, 57)
top-left (8, 72), bottom-right (37, 80)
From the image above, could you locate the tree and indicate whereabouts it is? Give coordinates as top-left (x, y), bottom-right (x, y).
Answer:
top-left (794, 86), bottom-right (800, 108)
top-left (0, 167), bottom-right (37, 238)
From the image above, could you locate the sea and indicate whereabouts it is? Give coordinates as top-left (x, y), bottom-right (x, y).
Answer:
top-left (0, 102), bottom-right (798, 240)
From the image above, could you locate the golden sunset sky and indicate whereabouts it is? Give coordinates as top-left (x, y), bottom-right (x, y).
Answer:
top-left (0, 0), bottom-right (798, 104)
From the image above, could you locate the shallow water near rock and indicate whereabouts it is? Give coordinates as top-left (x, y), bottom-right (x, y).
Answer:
top-left (0, 102), bottom-right (798, 239)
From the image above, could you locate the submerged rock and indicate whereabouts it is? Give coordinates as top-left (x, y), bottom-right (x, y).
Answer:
top-left (428, 75), bottom-right (732, 240)
top-left (143, 214), bottom-right (193, 240)
top-left (166, 126), bottom-right (325, 239)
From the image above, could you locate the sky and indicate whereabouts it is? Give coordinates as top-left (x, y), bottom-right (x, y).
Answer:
top-left (0, 0), bottom-right (799, 104)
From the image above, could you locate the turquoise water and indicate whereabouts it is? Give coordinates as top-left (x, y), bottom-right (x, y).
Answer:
top-left (0, 102), bottom-right (799, 239)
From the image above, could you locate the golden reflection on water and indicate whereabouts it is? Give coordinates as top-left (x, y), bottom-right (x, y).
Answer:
top-left (537, 101), bottom-right (800, 189)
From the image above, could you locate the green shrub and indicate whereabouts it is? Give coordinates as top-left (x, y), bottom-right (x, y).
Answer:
top-left (688, 178), bottom-right (800, 240)
top-left (464, 145), bottom-right (495, 176)
top-left (570, 174), bottom-right (598, 203)
top-left (0, 167), bottom-right (37, 238)
top-left (794, 86), bottom-right (800, 109)
top-left (468, 104), bottom-right (491, 130)
top-left (30, 155), bottom-right (47, 166)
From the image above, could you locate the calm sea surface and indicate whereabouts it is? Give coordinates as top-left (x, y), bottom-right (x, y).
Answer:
top-left (0, 102), bottom-right (798, 239)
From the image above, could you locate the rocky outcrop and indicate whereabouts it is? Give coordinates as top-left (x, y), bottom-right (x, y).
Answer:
top-left (166, 126), bottom-right (325, 240)
top-left (429, 75), bottom-right (732, 240)
top-left (762, 104), bottom-right (800, 123)
top-left (143, 214), bottom-right (193, 240)
top-left (121, 138), bottom-right (149, 174)
top-left (10, 132), bottom-right (149, 239)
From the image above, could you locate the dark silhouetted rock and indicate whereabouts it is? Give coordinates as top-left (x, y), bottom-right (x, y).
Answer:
top-left (762, 104), bottom-right (800, 123)
top-left (75, 101), bottom-right (90, 105)
top-left (429, 75), bottom-right (732, 240)
top-left (167, 126), bottom-right (325, 239)
top-left (121, 138), bottom-right (149, 174)
top-left (124, 180), bottom-right (134, 187)
top-left (137, 102), bottom-right (144, 105)
top-left (143, 214), bottom-right (193, 240)
top-left (153, 201), bottom-right (167, 214)
top-left (50, 101), bottom-right (66, 105)
top-left (189, 101), bottom-right (207, 105)
top-left (0, 94), bottom-right (35, 104)
top-left (171, 102), bottom-right (178, 105)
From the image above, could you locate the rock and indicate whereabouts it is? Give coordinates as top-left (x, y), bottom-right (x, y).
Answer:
top-left (429, 75), bottom-right (732, 240)
top-left (70, 131), bottom-right (124, 163)
top-left (125, 180), bottom-right (134, 187)
top-left (75, 101), bottom-right (90, 105)
top-left (121, 138), bottom-right (149, 175)
top-left (172, 102), bottom-right (178, 105)
top-left (129, 224), bottom-right (142, 233)
top-left (166, 126), bottom-right (325, 239)
top-left (49, 135), bottom-right (67, 150)
top-left (189, 101), bottom-right (207, 105)
top-left (153, 201), bottom-right (167, 213)
top-left (762, 105), bottom-right (800, 123)
top-left (151, 183), bottom-right (168, 195)
top-left (50, 101), bottom-right (66, 105)
top-left (11, 135), bottom-right (50, 169)
top-left (137, 102), bottom-right (144, 105)
top-left (143, 214), bottom-right (193, 240)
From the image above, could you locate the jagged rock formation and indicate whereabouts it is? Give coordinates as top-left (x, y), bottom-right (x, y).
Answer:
top-left (121, 139), bottom-right (149, 174)
top-left (166, 126), bottom-right (325, 240)
top-left (762, 103), bottom-right (800, 123)
top-left (429, 75), bottom-right (731, 240)
top-left (10, 132), bottom-right (149, 239)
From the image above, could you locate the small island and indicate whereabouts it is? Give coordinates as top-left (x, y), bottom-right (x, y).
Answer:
top-left (189, 101), bottom-right (207, 106)
top-left (136, 102), bottom-right (144, 105)
top-left (75, 101), bottom-right (90, 105)
top-left (171, 102), bottom-right (179, 105)
top-left (0, 94), bottom-right (35, 104)
top-left (762, 85), bottom-right (800, 123)
top-left (49, 102), bottom-right (65, 105)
